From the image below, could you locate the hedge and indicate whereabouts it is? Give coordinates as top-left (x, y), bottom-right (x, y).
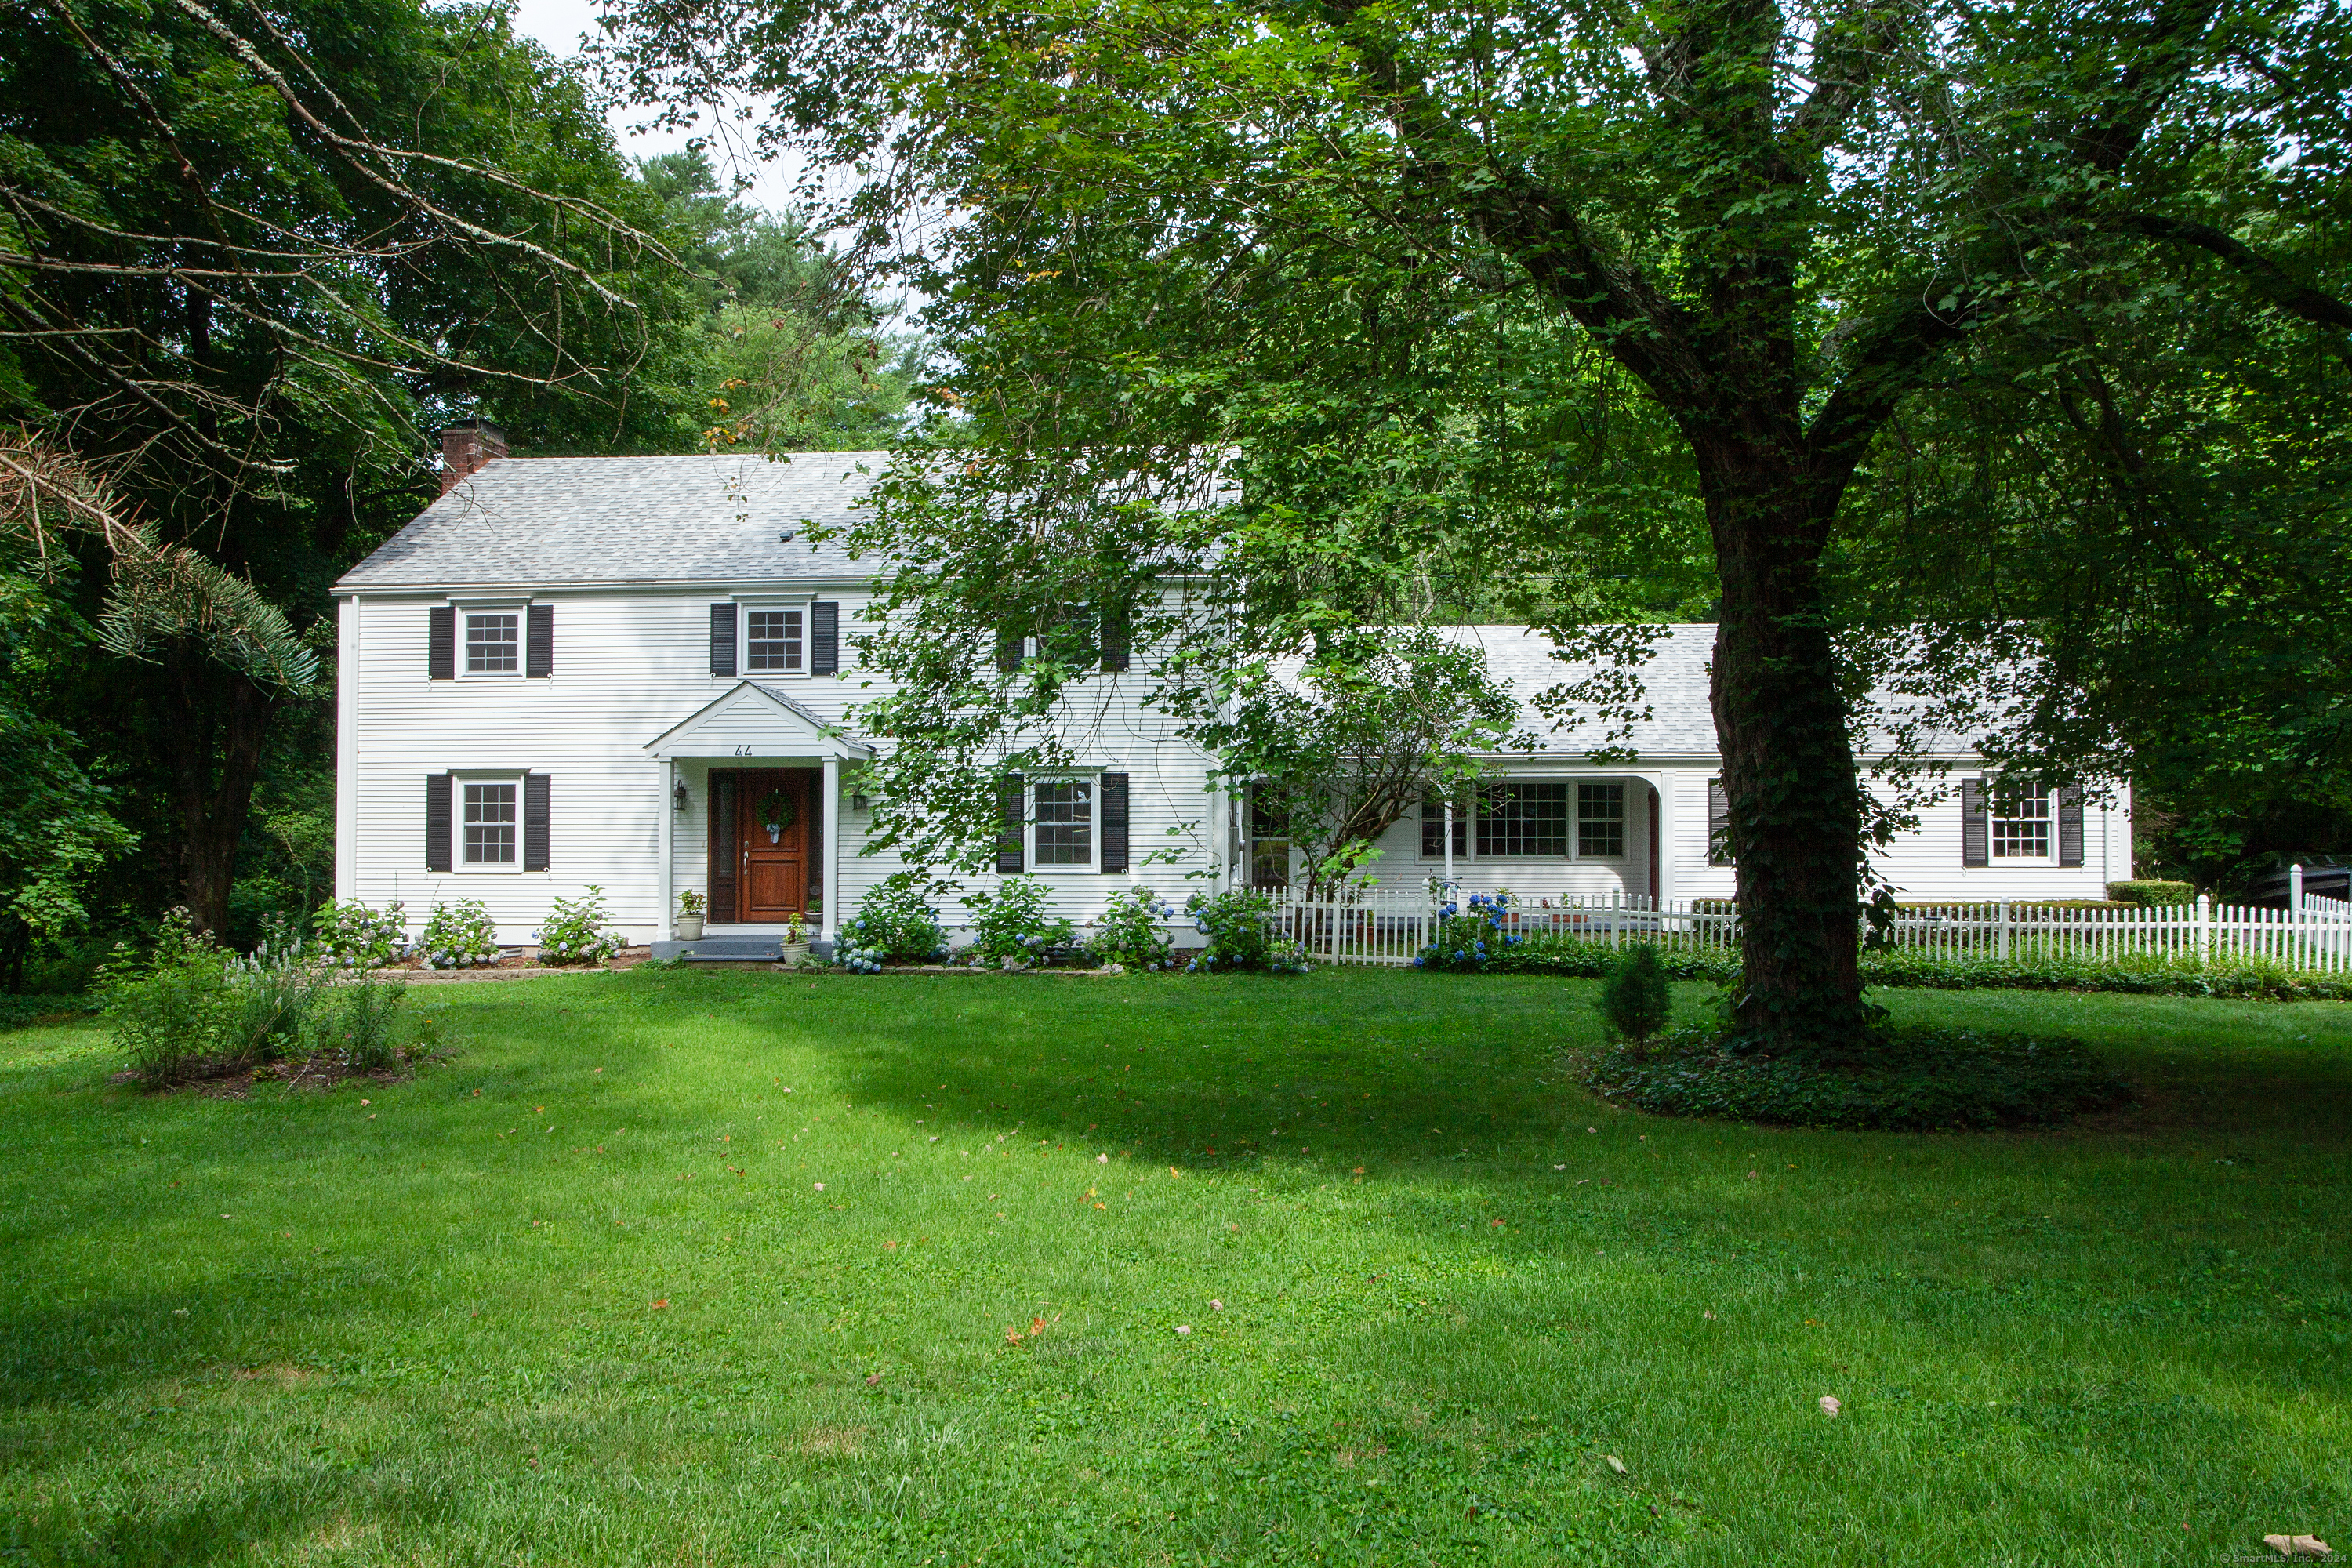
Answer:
top-left (2107, 880), bottom-right (2197, 907)
top-left (1432, 932), bottom-right (2352, 1000)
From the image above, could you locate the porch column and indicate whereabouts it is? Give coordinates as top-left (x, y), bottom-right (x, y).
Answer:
top-left (1648, 773), bottom-right (1672, 912)
top-left (659, 759), bottom-right (676, 942)
top-left (822, 755), bottom-right (842, 943)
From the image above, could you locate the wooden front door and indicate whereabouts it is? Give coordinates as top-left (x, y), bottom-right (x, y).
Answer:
top-left (710, 769), bottom-right (811, 922)
top-left (739, 770), bottom-right (808, 921)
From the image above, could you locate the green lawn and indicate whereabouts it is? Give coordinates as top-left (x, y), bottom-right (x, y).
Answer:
top-left (2, 971), bottom-right (2347, 1566)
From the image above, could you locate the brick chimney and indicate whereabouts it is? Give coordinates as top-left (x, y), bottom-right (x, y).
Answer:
top-left (438, 419), bottom-right (509, 495)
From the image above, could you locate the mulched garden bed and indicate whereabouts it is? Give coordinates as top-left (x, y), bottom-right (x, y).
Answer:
top-left (111, 1049), bottom-right (450, 1098)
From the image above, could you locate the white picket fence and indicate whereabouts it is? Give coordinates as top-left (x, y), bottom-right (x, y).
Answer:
top-left (1265, 886), bottom-right (2352, 972)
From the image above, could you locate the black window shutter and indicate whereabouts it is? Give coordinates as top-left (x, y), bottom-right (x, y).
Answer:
top-left (2058, 784), bottom-right (2085, 867)
top-left (811, 601), bottom-right (840, 675)
top-left (524, 773), bottom-right (550, 871)
top-left (710, 603), bottom-right (737, 677)
top-left (1100, 772), bottom-right (1129, 873)
top-left (1962, 777), bottom-right (1990, 866)
top-left (996, 774), bottom-right (1025, 873)
top-left (1100, 604), bottom-right (1130, 672)
top-left (426, 773), bottom-right (452, 870)
top-left (1707, 779), bottom-right (1731, 866)
top-left (995, 621), bottom-right (1023, 673)
top-left (526, 604), bottom-right (553, 677)
top-left (428, 606), bottom-right (455, 680)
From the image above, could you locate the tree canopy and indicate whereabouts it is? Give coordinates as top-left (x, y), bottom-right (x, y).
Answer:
top-left (606, 0), bottom-right (2352, 1053)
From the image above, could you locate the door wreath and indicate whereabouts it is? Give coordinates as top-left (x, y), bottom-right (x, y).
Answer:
top-left (756, 786), bottom-right (797, 843)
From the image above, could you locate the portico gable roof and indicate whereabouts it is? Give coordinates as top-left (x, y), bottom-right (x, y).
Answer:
top-left (644, 681), bottom-right (874, 761)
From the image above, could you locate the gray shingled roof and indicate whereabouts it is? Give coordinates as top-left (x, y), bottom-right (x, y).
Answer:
top-left (336, 452), bottom-right (893, 589)
top-left (1444, 624), bottom-right (1721, 756)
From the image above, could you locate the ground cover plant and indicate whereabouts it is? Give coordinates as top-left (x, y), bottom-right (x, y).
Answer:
top-left (1436, 927), bottom-right (2352, 1002)
top-left (0, 971), bottom-right (2346, 1565)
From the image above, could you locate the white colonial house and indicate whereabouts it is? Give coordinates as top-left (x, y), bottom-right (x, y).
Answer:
top-left (332, 429), bottom-right (2132, 953)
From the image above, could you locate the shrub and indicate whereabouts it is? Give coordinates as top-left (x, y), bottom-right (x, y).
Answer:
top-left (1416, 892), bottom-right (1534, 971)
top-left (419, 898), bottom-right (502, 969)
top-left (1092, 886), bottom-right (1178, 971)
top-left (961, 877), bottom-right (1080, 970)
top-left (1410, 925), bottom-right (2352, 1001)
top-left (1587, 1024), bottom-right (2129, 1131)
top-left (535, 887), bottom-right (626, 966)
top-left (314, 898), bottom-right (408, 969)
top-left (837, 877), bottom-right (949, 969)
top-left (98, 911), bottom-right (235, 1083)
top-left (220, 916), bottom-right (331, 1063)
top-left (1597, 946), bottom-right (1671, 1044)
top-left (2108, 880), bottom-right (2196, 907)
top-left (306, 976), bottom-right (412, 1070)
top-left (1182, 890), bottom-right (1312, 975)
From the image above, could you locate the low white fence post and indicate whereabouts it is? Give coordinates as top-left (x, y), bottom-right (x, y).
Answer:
top-left (1997, 900), bottom-right (2010, 962)
top-left (2196, 892), bottom-right (2212, 964)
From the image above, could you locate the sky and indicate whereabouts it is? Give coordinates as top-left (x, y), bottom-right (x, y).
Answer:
top-left (504, 0), bottom-right (807, 216)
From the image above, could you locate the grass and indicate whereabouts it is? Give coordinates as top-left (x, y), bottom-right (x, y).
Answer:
top-left (0, 970), bottom-right (2346, 1566)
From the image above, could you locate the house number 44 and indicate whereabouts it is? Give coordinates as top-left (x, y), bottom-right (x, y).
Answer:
top-left (733, 746), bottom-right (755, 756)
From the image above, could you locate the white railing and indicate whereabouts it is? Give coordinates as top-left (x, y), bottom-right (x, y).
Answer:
top-left (1263, 887), bottom-right (2352, 972)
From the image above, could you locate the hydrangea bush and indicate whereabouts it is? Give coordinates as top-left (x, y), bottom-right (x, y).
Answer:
top-left (1183, 890), bottom-right (1312, 975)
top-left (1091, 885), bottom-right (1177, 971)
top-left (1416, 891), bottom-right (1532, 971)
top-left (419, 897), bottom-right (501, 969)
top-left (535, 886), bottom-right (626, 966)
top-left (314, 898), bottom-right (408, 969)
top-left (964, 877), bottom-right (1080, 970)
top-left (835, 878), bottom-right (950, 971)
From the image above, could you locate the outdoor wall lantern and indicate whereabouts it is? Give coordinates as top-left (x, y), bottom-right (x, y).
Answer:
top-left (673, 782), bottom-right (690, 814)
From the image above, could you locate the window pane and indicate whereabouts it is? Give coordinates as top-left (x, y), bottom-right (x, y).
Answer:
top-left (1991, 784), bottom-right (2052, 858)
top-left (465, 612), bottom-right (518, 673)
top-left (746, 608), bottom-right (803, 672)
top-left (463, 782), bottom-right (517, 864)
top-left (1033, 780), bottom-right (1092, 866)
top-left (1577, 782), bottom-right (1625, 858)
top-left (1247, 790), bottom-right (1291, 886)
top-left (1475, 782), bottom-right (1570, 856)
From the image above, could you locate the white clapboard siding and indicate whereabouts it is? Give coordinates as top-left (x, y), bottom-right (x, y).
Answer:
top-left (339, 585), bottom-right (1225, 944)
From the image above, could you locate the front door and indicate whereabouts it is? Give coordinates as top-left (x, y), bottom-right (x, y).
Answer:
top-left (734, 769), bottom-right (809, 921)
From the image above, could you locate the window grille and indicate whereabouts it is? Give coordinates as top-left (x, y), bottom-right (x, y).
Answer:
top-left (746, 608), bottom-right (804, 672)
top-left (463, 782), bottom-right (517, 863)
top-left (1033, 780), bottom-right (1093, 866)
top-left (465, 612), bottom-right (518, 673)
top-left (1991, 784), bottom-right (2052, 858)
top-left (1577, 782), bottom-right (1626, 858)
top-left (1476, 782), bottom-right (1570, 856)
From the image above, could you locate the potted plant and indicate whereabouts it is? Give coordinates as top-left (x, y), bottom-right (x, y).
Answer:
top-left (779, 915), bottom-right (809, 967)
top-left (675, 889), bottom-right (706, 941)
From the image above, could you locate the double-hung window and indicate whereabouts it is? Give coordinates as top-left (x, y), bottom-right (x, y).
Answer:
top-left (463, 780), bottom-right (518, 865)
top-left (466, 612), bottom-right (518, 673)
top-left (1033, 780), bottom-right (1093, 866)
top-left (1991, 782), bottom-right (2053, 859)
top-left (1577, 782), bottom-right (1626, 858)
top-left (746, 608), bottom-right (804, 673)
top-left (1250, 792), bottom-right (1293, 887)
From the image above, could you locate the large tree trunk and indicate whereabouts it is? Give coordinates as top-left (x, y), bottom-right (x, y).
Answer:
top-left (1699, 443), bottom-right (1872, 1056)
top-left (165, 641), bottom-right (278, 942)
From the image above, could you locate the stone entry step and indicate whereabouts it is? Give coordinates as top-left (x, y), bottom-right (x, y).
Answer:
top-left (649, 938), bottom-right (834, 965)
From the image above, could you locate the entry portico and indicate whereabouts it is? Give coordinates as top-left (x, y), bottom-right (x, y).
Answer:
top-left (645, 680), bottom-right (873, 943)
